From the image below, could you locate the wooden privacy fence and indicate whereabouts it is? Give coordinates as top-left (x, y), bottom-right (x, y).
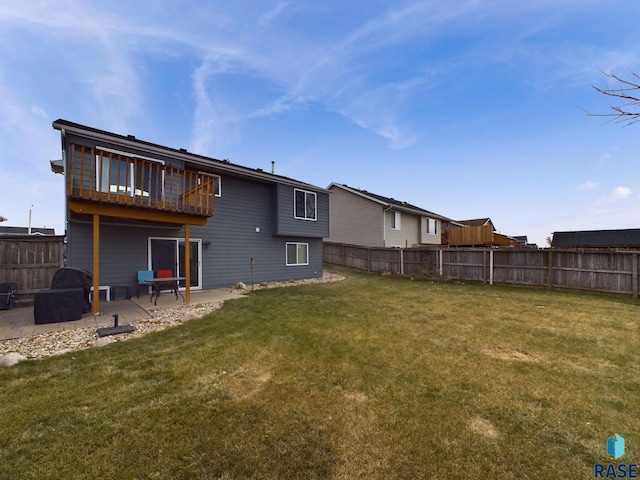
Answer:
top-left (323, 242), bottom-right (640, 298)
top-left (0, 236), bottom-right (65, 295)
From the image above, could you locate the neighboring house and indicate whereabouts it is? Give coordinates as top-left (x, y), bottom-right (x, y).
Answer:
top-left (326, 183), bottom-right (451, 248)
top-left (51, 120), bottom-right (329, 312)
top-left (551, 229), bottom-right (640, 249)
top-left (0, 226), bottom-right (56, 236)
top-left (446, 217), bottom-right (520, 247)
top-left (456, 218), bottom-right (496, 230)
top-left (511, 235), bottom-right (536, 248)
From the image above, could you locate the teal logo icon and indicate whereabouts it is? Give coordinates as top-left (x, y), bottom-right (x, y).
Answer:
top-left (607, 434), bottom-right (625, 460)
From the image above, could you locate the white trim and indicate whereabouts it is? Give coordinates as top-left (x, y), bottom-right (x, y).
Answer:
top-left (390, 211), bottom-right (401, 230)
top-left (293, 188), bottom-right (317, 221)
top-left (286, 242), bottom-right (309, 266)
top-left (197, 172), bottom-right (222, 197)
top-left (94, 148), bottom-right (165, 198)
top-left (426, 218), bottom-right (438, 235)
top-left (148, 236), bottom-right (203, 290)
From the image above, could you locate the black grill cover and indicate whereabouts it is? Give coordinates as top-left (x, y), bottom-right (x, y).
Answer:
top-left (50, 267), bottom-right (93, 313)
top-left (34, 288), bottom-right (85, 324)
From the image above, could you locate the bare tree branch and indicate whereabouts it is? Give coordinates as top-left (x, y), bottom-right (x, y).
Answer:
top-left (587, 68), bottom-right (640, 126)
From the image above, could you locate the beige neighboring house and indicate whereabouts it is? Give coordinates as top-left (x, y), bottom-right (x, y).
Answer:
top-left (326, 183), bottom-right (452, 248)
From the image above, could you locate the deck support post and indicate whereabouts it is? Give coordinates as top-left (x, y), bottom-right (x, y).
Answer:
top-left (93, 214), bottom-right (100, 314)
top-left (185, 224), bottom-right (191, 303)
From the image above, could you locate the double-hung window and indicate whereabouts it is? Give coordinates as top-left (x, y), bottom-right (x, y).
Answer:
top-left (427, 218), bottom-right (438, 234)
top-left (390, 211), bottom-right (401, 230)
top-left (286, 242), bottom-right (309, 266)
top-left (294, 189), bottom-right (317, 220)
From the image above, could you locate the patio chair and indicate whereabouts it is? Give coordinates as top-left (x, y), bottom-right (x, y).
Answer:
top-left (137, 270), bottom-right (154, 298)
top-left (155, 269), bottom-right (174, 293)
top-left (0, 283), bottom-right (16, 310)
top-left (157, 269), bottom-right (173, 279)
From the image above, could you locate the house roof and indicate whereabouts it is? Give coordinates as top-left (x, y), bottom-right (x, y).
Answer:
top-left (551, 229), bottom-right (640, 248)
top-left (327, 183), bottom-right (452, 221)
top-left (456, 218), bottom-right (495, 229)
top-left (0, 226), bottom-right (56, 236)
top-left (52, 119), bottom-right (328, 193)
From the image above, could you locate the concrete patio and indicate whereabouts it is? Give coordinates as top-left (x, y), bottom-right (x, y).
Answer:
top-left (0, 287), bottom-right (246, 341)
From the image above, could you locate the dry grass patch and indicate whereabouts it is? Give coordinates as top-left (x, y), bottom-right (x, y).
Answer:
top-left (468, 417), bottom-right (500, 438)
top-left (482, 345), bottom-right (540, 362)
top-left (226, 365), bottom-right (273, 400)
top-left (344, 391), bottom-right (368, 403)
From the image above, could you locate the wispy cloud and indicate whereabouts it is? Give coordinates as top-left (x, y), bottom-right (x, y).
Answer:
top-left (597, 186), bottom-right (632, 205)
top-left (258, 1), bottom-right (291, 28)
top-left (578, 180), bottom-right (598, 191)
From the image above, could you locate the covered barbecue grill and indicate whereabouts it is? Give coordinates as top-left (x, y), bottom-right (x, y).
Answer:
top-left (34, 267), bottom-right (93, 324)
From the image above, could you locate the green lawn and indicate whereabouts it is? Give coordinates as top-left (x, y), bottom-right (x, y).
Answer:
top-left (1, 266), bottom-right (638, 479)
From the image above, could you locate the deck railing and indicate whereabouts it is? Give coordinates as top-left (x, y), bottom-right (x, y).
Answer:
top-left (67, 145), bottom-right (214, 216)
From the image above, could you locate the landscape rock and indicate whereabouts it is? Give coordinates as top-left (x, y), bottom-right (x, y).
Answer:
top-left (51, 349), bottom-right (73, 357)
top-left (0, 352), bottom-right (28, 367)
top-left (93, 338), bottom-right (113, 348)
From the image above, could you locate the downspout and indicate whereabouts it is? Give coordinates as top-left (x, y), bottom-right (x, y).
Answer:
top-left (383, 205), bottom-right (392, 248)
top-left (61, 128), bottom-right (68, 238)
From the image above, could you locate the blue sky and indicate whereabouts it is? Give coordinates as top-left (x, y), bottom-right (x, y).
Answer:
top-left (1, 1), bottom-right (640, 246)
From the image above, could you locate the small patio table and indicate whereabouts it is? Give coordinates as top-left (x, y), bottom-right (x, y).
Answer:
top-left (145, 277), bottom-right (186, 306)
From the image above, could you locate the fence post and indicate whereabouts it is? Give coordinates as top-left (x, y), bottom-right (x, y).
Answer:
top-left (489, 250), bottom-right (494, 286)
top-left (483, 250), bottom-right (487, 284)
top-left (439, 249), bottom-right (443, 278)
top-left (400, 249), bottom-right (404, 275)
top-left (547, 249), bottom-right (553, 289)
top-left (633, 253), bottom-right (638, 299)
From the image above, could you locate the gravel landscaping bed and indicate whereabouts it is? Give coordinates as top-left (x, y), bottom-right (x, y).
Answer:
top-left (0, 272), bottom-right (344, 363)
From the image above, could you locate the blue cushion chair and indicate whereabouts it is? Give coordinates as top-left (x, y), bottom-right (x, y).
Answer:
top-left (137, 270), bottom-right (154, 298)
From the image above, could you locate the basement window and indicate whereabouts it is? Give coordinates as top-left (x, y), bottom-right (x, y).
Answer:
top-left (286, 242), bottom-right (309, 266)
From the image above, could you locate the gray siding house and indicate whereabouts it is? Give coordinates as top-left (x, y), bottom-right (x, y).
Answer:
top-left (52, 120), bottom-right (328, 311)
top-left (326, 183), bottom-right (451, 248)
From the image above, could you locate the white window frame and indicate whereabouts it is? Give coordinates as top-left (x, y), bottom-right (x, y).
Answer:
top-left (95, 146), bottom-right (165, 198)
top-left (294, 188), bottom-right (317, 221)
top-left (390, 211), bottom-right (401, 230)
top-left (427, 218), bottom-right (438, 235)
top-left (197, 172), bottom-right (222, 197)
top-left (286, 242), bottom-right (309, 266)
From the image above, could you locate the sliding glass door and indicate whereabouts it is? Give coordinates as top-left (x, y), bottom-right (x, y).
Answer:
top-left (149, 237), bottom-right (202, 289)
